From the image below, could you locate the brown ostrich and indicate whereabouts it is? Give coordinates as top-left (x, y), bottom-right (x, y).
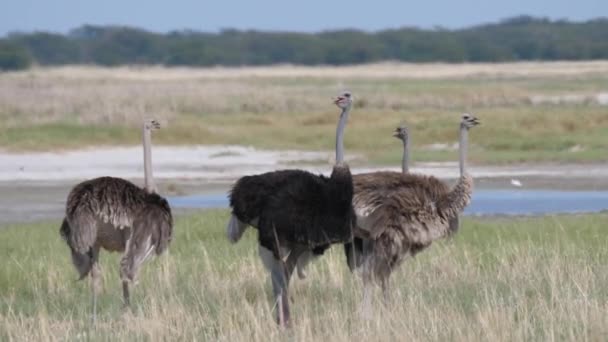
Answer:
top-left (350, 114), bottom-right (479, 309)
top-left (60, 119), bottom-right (173, 322)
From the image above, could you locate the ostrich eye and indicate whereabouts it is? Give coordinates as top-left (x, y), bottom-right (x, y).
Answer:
top-left (344, 93), bottom-right (351, 98)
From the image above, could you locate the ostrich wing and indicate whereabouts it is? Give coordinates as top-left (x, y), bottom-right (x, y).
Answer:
top-left (352, 172), bottom-right (452, 246)
top-left (131, 194), bottom-right (173, 255)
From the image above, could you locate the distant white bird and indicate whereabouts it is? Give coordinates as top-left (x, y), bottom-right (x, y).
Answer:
top-left (510, 179), bottom-right (523, 187)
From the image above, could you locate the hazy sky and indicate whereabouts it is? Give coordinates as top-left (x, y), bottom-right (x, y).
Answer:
top-left (1, 0), bottom-right (606, 36)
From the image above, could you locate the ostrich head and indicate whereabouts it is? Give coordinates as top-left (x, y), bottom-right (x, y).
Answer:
top-left (461, 113), bottom-right (480, 129)
top-left (334, 91), bottom-right (353, 110)
top-left (392, 125), bottom-right (409, 141)
top-left (144, 119), bottom-right (161, 131)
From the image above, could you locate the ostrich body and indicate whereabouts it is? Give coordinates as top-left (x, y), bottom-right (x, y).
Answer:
top-left (343, 124), bottom-right (411, 271)
top-left (344, 123), bottom-right (461, 271)
top-left (60, 119), bottom-right (173, 322)
top-left (348, 114), bottom-right (479, 302)
top-left (227, 92), bottom-right (355, 326)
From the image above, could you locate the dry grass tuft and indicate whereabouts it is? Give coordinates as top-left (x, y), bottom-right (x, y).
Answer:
top-left (0, 211), bottom-right (607, 341)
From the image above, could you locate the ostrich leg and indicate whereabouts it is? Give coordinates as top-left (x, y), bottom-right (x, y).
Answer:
top-left (259, 246), bottom-right (302, 327)
top-left (91, 263), bottom-right (100, 323)
top-left (89, 247), bottom-right (101, 323)
top-left (380, 274), bottom-right (392, 304)
top-left (360, 239), bottom-right (393, 313)
top-left (295, 249), bottom-right (314, 279)
top-left (360, 239), bottom-right (375, 318)
top-left (119, 235), bottom-right (155, 308)
top-left (122, 281), bottom-right (130, 307)
top-left (120, 251), bottom-right (132, 308)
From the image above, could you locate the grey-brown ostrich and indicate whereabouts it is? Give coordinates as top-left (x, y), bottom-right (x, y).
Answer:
top-left (227, 92), bottom-right (355, 326)
top-left (60, 119), bottom-right (173, 322)
top-left (350, 114), bottom-right (479, 308)
top-left (343, 122), bottom-right (461, 271)
top-left (342, 124), bottom-right (410, 271)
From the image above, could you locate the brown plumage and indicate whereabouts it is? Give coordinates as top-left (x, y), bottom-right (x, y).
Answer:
top-left (59, 119), bottom-right (172, 322)
top-left (352, 172), bottom-right (471, 275)
top-left (61, 177), bottom-right (172, 276)
top-left (350, 114), bottom-right (479, 304)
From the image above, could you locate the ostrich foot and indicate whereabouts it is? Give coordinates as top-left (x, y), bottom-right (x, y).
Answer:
top-left (296, 266), bottom-right (307, 279)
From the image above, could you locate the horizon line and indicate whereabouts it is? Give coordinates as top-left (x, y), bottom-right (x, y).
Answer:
top-left (3, 14), bottom-right (608, 38)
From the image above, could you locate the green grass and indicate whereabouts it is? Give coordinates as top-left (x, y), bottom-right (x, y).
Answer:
top-left (3, 105), bottom-right (607, 165)
top-left (1, 211), bottom-right (607, 341)
top-left (0, 123), bottom-right (134, 151)
top-left (1, 64), bottom-right (608, 165)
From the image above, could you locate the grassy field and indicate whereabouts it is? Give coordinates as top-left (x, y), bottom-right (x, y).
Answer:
top-left (1, 62), bottom-right (608, 164)
top-left (0, 210), bottom-right (606, 341)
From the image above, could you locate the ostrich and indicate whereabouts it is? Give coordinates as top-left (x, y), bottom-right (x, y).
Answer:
top-left (342, 124), bottom-right (410, 271)
top-left (60, 119), bottom-right (173, 322)
top-left (344, 122), bottom-right (462, 271)
top-left (227, 92), bottom-right (355, 326)
top-left (349, 114), bottom-right (479, 305)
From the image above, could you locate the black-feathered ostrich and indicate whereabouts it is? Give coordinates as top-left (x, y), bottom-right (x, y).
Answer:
top-left (60, 119), bottom-right (173, 322)
top-left (346, 114), bottom-right (479, 308)
top-left (227, 92), bottom-right (355, 326)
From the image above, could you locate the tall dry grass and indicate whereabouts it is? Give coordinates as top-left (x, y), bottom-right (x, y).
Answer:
top-left (1, 211), bottom-right (607, 341)
top-left (1, 62), bottom-right (608, 163)
top-left (2, 61), bottom-right (608, 127)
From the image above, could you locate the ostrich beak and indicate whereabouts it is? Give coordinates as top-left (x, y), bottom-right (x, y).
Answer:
top-left (334, 96), bottom-right (345, 105)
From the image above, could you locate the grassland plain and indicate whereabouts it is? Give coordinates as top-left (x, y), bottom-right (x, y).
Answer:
top-left (0, 210), bottom-right (606, 341)
top-left (1, 62), bottom-right (608, 164)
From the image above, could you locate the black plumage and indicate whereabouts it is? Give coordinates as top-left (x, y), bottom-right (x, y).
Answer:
top-left (226, 92), bottom-right (355, 326)
top-left (230, 169), bottom-right (354, 256)
top-left (257, 167), bottom-right (353, 255)
top-left (229, 169), bottom-right (306, 228)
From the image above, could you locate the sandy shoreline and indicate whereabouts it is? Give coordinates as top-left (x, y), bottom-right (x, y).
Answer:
top-left (1, 145), bottom-right (608, 225)
top-left (2, 145), bottom-right (608, 182)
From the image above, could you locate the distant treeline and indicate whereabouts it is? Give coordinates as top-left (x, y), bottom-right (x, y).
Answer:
top-left (1, 16), bottom-right (608, 70)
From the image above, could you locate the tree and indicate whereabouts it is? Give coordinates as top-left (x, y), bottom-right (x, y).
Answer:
top-left (2, 17), bottom-right (608, 67)
top-left (0, 40), bottom-right (32, 70)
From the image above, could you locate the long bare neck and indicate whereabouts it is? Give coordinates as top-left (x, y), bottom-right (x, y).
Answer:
top-left (335, 106), bottom-right (350, 164)
top-left (143, 127), bottom-right (156, 193)
top-left (401, 136), bottom-right (409, 173)
top-left (459, 124), bottom-right (468, 177)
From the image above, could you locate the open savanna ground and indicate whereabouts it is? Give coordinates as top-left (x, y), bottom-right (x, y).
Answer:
top-left (0, 211), bottom-right (606, 341)
top-left (1, 61), bottom-right (608, 164)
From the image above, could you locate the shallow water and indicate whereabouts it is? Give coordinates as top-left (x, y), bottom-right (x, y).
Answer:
top-left (465, 189), bottom-right (608, 216)
top-left (2, 188), bottom-right (606, 226)
top-left (168, 189), bottom-right (608, 216)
